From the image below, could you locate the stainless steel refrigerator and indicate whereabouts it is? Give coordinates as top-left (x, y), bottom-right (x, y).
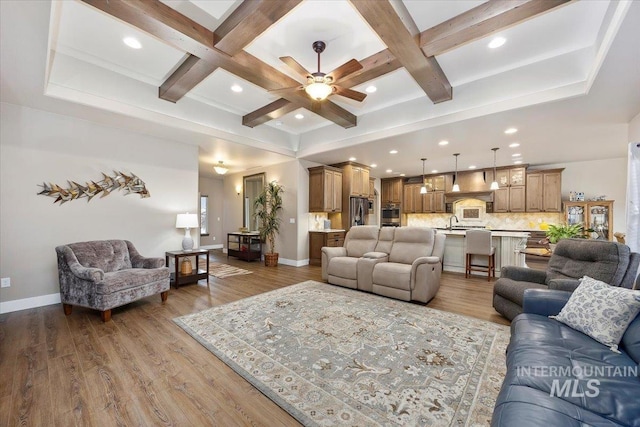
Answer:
top-left (349, 197), bottom-right (370, 227)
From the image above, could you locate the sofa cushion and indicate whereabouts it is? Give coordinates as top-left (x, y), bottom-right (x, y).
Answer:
top-left (546, 239), bottom-right (630, 287)
top-left (388, 227), bottom-right (434, 265)
top-left (327, 257), bottom-right (358, 280)
top-left (551, 276), bottom-right (640, 351)
top-left (372, 263), bottom-right (412, 291)
top-left (374, 227), bottom-right (395, 254)
top-left (344, 226), bottom-right (379, 258)
top-left (68, 240), bottom-right (132, 273)
top-left (96, 268), bottom-right (168, 294)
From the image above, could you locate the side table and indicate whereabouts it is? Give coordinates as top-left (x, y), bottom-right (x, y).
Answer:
top-left (165, 249), bottom-right (209, 288)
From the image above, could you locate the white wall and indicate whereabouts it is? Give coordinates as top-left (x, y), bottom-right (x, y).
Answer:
top-left (630, 112), bottom-right (640, 142)
top-left (198, 176), bottom-right (224, 247)
top-left (0, 103), bottom-right (198, 310)
top-left (534, 157), bottom-right (627, 233)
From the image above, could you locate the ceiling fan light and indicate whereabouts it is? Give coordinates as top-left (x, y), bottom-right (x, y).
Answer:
top-left (490, 181), bottom-right (500, 190)
top-left (305, 82), bottom-right (333, 101)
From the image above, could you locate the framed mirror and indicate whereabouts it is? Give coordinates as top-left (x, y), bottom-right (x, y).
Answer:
top-left (243, 173), bottom-right (265, 232)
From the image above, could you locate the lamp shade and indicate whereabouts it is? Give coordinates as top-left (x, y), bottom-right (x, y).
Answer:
top-left (305, 82), bottom-right (333, 101)
top-left (176, 213), bottom-right (198, 229)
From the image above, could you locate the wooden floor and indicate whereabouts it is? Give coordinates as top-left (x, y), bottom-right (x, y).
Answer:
top-left (0, 250), bottom-right (508, 426)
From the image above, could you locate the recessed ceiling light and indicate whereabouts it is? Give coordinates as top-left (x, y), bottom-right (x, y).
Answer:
top-left (438, 140), bottom-right (449, 146)
top-left (509, 142), bottom-right (520, 148)
top-left (386, 169), bottom-right (392, 173)
top-left (370, 164), bottom-right (377, 168)
top-left (348, 157), bottom-right (356, 161)
top-left (514, 160), bottom-right (523, 164)
top-left (275, 120), bottom-right (283, 126)
top-left (400, 173), bottom-right (406, 177)
top-left (123, 37), bottom-right (142, 49)
top-left (431, 169), bottom-right (438, 173)
top-left (504, 128), bottom-right (518, 134)
top-left (365, 85), bottom-right (377, 93)
top-left (512, 153), bottom-right (521, 157)
top-left (295, 113), bottom-right (304, 120)
top-left (389, 150), bottom-right (398, 154)
top-left (231, 84), bottom-right (243, 93)
top-left (488, 37), bottom-right (506, 49)
top-left (468, 165), bottom-right (477, 169)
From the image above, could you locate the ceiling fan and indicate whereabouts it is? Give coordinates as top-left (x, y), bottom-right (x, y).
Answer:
top-left (272, 41), bottom-right (367, 102)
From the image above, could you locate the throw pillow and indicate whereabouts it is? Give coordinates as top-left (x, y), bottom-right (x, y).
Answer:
top-left (551, 276), bottom-right (640, 352)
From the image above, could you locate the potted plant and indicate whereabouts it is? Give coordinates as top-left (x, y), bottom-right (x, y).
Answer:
top-left (254, 181), bottom-right (284, 267)
top-left (543, 223), bottom-right (585, 251)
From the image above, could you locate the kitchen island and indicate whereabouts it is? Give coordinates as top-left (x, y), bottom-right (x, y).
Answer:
top-left (437, 229), bottom-right (530, 277)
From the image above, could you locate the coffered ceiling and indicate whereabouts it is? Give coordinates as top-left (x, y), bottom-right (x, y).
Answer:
top-left (1, 0), bottom-right (638, 179)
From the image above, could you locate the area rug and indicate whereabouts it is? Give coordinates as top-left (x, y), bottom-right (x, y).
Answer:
top-left (174, 281), bottom-right (509, 426)
top-left (199, 261), bottom-right (253, 279)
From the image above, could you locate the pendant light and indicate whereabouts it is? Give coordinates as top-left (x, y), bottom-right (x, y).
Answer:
top-left (420, 158), bottom-right (428, 194)
top-left (452, 153), bottom-right (460, 192)
top-left (490, 147), bottom-right (500, 190)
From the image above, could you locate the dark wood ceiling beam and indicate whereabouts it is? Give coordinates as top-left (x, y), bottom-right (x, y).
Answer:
top-left (243, 48), bottom-right (400, 127)
top-left (349, 0), bottom-right (452, 104)
top-left (242, 99), bottom-right (299, 128)
top-left (420, 0), bottom-right (573, 57)
top-left (214, 0), bottom-right (302, 56)
top-left (159, 55), bottom-right (217, 103)
top-left (80, 0), bottom-right (356, 128)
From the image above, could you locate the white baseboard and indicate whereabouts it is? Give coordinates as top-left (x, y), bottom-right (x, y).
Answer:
top-left (278, 258), bottom-right (310, 267)
top-left (0, 293), bottom-right (61, 314)
top-left (199, 244), bottom-right (223, 250)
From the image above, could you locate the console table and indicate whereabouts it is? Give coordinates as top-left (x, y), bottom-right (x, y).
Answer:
top-left (165, 249), bottom-right (209, 288)
top-left (227, 232), bottom-right (262, 261)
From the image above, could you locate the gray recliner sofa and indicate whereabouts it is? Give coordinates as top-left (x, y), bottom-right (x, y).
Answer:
top-left (493, 238), bottom-right (639, 320)
top-left (56, 240), bottom-right (170, 321)
top-left (322, 226), bottom-right (445, 303)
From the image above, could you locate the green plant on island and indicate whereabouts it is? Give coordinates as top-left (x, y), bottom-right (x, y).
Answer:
top-left (544, 223), bottom-right (586, 244)
top-left (253, 180), bottom-right (284, 255)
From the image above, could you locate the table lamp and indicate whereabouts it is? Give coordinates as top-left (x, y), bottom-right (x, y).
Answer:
top-left (176, 213), bottom-right (199, 251)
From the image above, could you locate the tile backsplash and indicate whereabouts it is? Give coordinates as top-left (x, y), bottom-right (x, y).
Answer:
top-left (407, 212), bottom-right (565, 230)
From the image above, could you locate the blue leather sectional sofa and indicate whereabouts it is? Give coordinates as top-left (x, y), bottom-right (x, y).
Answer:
top-left (492, 288), bottom-right (640, 427)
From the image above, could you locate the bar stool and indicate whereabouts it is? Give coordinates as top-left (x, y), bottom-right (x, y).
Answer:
top-left (465, 229), bottom-right (495, 281)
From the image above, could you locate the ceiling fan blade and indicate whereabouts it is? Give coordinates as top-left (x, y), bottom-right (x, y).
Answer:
top-left (332, 86), bottom-right (367, 102)
top-left (327, 59), bottom-right (363, 82)
top-left (279, 56), bottom-right (311, 80)
top-left (268, 86), bottom-right (304, 96)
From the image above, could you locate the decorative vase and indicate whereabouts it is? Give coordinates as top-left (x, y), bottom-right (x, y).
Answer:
top-left (264, 253), bottom-right (279, 267)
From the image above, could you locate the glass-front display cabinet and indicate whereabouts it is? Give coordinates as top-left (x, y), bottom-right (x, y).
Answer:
top-left (564, 200), bottom-right (614, 241)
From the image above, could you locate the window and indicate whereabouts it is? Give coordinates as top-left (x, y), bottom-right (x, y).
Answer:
top-left (200, 195), bottom-right (209, 236)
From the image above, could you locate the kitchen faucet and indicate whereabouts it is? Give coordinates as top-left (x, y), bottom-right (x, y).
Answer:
top-left (448, 215), bottom-right (459, 230)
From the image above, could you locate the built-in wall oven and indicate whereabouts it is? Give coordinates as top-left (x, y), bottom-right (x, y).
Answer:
top-left (381, 204), bottom-right (400, 227)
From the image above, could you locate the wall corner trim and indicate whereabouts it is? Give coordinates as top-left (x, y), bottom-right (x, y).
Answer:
top-left (0, 293), bottom-right (61, 314)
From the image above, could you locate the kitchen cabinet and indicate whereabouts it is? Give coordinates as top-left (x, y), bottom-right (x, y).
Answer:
top-left (403, 183), bottom-right (423, 213)
top-left (381, 178), bottom-right (402, 204)
top-left (494, 167), bottom-right (526, 212)
top-left (308, 166), bottom-right (342, 213)
top-left (564, 200), bottom-right (614, 241)
top-left (526, 169), bottom-right (563, 212)
top-left (309, 231), bottom-right (345, 266)
top-left (341, 163), bottom-right (370, 197)
top-left (433, 191), bottom-right (445, 213)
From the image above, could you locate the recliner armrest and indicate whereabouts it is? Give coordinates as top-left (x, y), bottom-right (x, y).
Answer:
top-left (522, 289), bottom-right (572, 316)
top-left (547, 278), bottom-right (581, 292)
top-left (321, 247), bottom-right (347, 281)
top-left (500, 266), bottom-right (547, 283)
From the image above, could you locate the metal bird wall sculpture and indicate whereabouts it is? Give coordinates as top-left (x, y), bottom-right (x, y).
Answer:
top-left (37, 171), bottom-right (150, 205)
